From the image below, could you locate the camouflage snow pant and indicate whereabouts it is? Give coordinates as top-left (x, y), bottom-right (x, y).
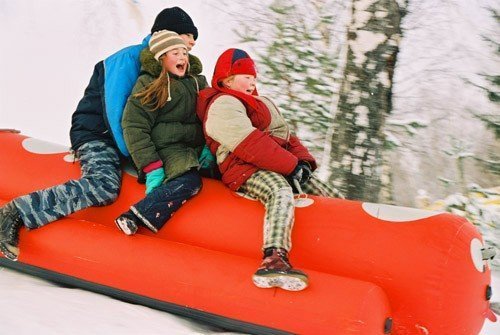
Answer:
top-left (13, 140), bottom-right (121, 229)
top-left (238, 170), bottom-right (339, 252)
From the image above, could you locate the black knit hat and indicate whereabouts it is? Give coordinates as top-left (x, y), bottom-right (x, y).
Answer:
top-left (151, 7), bottom-right (198, 40)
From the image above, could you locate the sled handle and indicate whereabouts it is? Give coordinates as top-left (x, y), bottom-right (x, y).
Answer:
top-left (482, 247), bottom-right (496, 260)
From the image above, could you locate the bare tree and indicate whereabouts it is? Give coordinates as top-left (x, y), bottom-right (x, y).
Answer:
top-left (327, 0), bottom-right (407, 202)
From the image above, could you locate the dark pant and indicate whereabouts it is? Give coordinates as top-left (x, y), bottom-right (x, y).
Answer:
top-left (127, 170), bottom-right (202, 232)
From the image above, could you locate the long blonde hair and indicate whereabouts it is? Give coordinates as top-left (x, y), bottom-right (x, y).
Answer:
top-left (134, 57), bottom-right (171, 111)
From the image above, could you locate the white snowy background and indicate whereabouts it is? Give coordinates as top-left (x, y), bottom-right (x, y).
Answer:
top-left (1, 0), bottom-right (498, 334)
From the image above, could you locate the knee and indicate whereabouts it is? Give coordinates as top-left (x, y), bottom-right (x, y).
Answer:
top-left (103, 176), bottom-right (121, 200)
top-left (105, 184), bottom-right (121, 203)
top-left (269, 184), bottom-right (294, 202)
top-left (90, 176), bottom-right (121, 205)
top-left (180, 172), bottom-right (203, 197)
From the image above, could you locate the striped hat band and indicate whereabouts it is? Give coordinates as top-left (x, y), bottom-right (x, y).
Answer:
top-left (149, 30), bottom-right (187, 61)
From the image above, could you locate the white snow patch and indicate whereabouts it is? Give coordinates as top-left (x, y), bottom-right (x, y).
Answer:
top-left (367, 61), bottom-right (377, 70)
top-left (354, 0), bottom-right (377, 12)
top-left (347, 74), bottom-right (359, 83)
top-left (355, 105), bottom-right (370, 127)
top-left (374, 11), bottom-right (388, 19)
top-left (353, 146), bottom-right (366, 158)
top-left (352, 10), bottom-right (372, 30)
top-left (355, 131), bottom-right (368, 145)
top-left (0, 267), bottom-right (245, 335)
top-left (349, 30), bottom-right (387, 66)
top-left (341, 154), bottom-right (352, 167)
top-left (377, 70), bottom-right (390, 88)
top-left (385, 131), bottom-right (402, 147)
top-left (388, 33), bottom-right (401, 46)
top-left (352, 158), bottom-right (363, 175)
top-left (347, 90), bottom-right (361, 104)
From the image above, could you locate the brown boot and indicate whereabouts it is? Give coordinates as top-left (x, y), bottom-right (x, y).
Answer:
top-left (0, 202), bottom-right (23, 261)
top-left (252, 247), bottom-right (308, 291)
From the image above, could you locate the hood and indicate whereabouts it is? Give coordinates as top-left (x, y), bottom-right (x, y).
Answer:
top-left (139, 47), bottom-right (203, 78)
top-left (211, 48), bottom-right (259, 109)
top-left (196, 88), bottom-right (221, 123)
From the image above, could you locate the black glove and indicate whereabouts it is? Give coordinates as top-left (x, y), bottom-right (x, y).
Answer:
top-left (298, 161), bottom-right (312, 185)
top-left (288, 161), bottom-right (312, 185)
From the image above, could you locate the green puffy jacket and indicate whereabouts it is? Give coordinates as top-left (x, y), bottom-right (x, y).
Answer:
top-left (122, 49), bottom-right (208, 182)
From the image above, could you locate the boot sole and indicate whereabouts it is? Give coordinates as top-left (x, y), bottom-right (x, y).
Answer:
top-left (0, 242), bottom-right (19, 261)
top-left (252, 273), bottom-right (308, 291)
top-left (114, 218), bottom-right (138, 236)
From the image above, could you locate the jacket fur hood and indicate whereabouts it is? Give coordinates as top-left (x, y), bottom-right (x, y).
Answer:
top-left (139, 48), bottom-right (203, 77)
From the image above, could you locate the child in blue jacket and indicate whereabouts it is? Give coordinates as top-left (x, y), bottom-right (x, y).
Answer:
top-left (0, 7), bottom-right (201, 261)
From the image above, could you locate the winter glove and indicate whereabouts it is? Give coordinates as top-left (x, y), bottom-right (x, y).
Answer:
top-left (199, 145), bottom-right (216, 170)
top-left (298, 161), bottom-right (312, 185)
top-left (288, 161), bottom-right (312, 186)
top-left (145, 168), bottom-right (165, 194)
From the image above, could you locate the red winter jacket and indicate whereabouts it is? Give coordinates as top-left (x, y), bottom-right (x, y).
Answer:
top-left (196, 87), bottom-right (316, 191)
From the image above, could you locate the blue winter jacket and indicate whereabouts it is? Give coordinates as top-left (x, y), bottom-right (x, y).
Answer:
top-left (69, 36), bottom-right (150, 156)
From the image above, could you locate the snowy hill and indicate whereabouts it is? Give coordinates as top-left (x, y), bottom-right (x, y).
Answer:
top-left (1, 0), bottom-right (498, 334)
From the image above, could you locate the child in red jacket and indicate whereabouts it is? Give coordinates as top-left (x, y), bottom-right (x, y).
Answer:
top-left (197, 48), bottom-right (339, 291)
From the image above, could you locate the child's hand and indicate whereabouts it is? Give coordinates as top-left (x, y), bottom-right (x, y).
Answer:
top-left (288, 161), bottom-right (312, 185)
top-left (145, 168), bottom-right (165, 194)
top-left (298, 161), bottom-right (312, 185)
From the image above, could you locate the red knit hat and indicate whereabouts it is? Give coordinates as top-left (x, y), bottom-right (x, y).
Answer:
top-left (211, 48), bottom-right (259, 107)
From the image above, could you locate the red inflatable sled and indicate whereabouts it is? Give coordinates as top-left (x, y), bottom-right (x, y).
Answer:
top-left (0, 131), bottom-right (496, 334)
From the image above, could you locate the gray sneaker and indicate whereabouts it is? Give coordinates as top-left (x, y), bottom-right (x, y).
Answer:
top-left (252, 247), bottom-right (308, 291)
top-left (0, 202), bottom-right (23, 261)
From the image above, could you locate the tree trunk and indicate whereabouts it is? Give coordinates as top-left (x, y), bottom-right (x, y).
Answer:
top-left (327, 0), bottom-right (403, 202)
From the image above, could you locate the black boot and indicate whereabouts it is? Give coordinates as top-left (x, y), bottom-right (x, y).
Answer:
top-left (0, 202), bottom-right (23, 261)
top-left (252, 247), bottom-right (308, 291)
top-left (114, 211), bottom-right (139, 236)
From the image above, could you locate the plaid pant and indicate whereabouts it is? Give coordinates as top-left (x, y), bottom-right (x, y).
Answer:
top-left (13, 140), bottom-right (121, 229)
top-left (239, 170), bottom-right (338, 251)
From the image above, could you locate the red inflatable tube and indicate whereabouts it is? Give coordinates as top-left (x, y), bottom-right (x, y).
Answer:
top-left (0, 132), bottom-right (494, 334)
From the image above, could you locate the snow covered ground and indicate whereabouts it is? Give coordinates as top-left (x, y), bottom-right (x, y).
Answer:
top-left (0, 266), bottom-right (246, 335)
top-left (0, 265), bottom-right (498, 334)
